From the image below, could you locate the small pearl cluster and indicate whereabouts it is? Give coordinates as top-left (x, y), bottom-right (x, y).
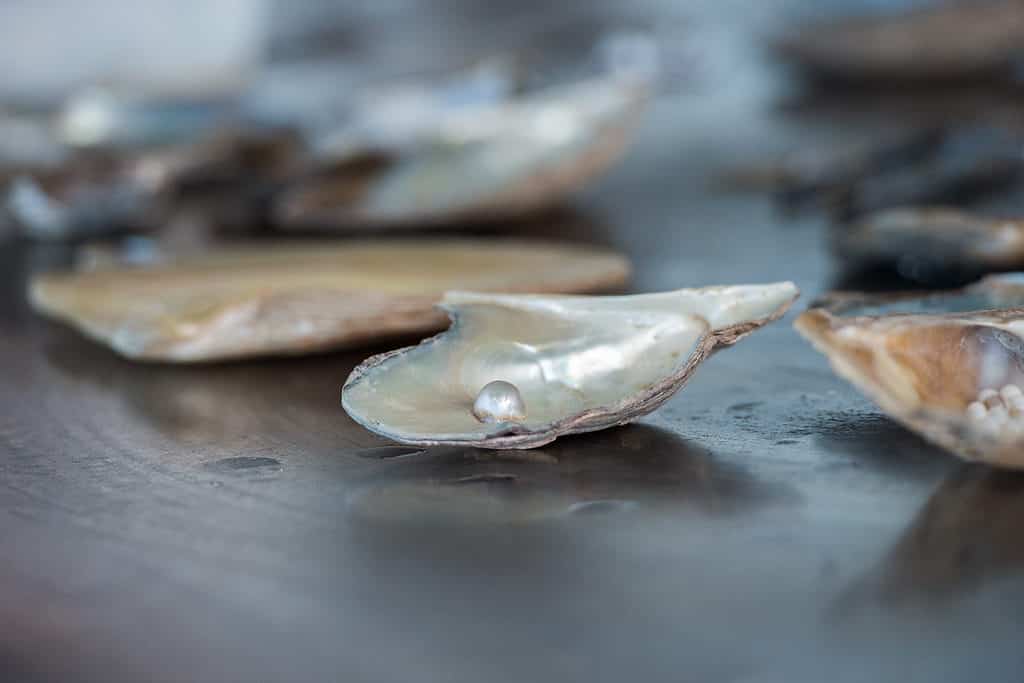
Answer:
top-left (965, 384), bottom-right (1024, 437)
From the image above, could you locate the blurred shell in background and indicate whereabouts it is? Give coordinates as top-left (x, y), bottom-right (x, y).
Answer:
top-left (1, 27), bottom-right (656, 240)
top-left (836, 207), bottom-right (1024, 279)
top-left (274, 76), bottom-right (648, 231)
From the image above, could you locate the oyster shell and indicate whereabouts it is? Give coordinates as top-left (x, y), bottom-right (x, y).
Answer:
top-left (837, 207), bottom-right (1024, 277)
top-left (274, 77), bottom-right (647, 231)
top-left (30, 239), bottom-right (630, 362)
top-left (775, 0), bottom-right (1024, 82)
top-left (342, 282), bottom-right (798, 449)
top-left (796, 275), bottom-right (1024, 467)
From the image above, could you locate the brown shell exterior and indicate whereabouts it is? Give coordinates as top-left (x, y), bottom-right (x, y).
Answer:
top-left (795, 306), bottom-right (1024, 468)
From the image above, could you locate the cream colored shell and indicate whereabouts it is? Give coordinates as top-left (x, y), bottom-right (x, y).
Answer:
top-left (30, 240), bottom-right (630, 362)
top-left (343, 283), bottom-right (799, 449)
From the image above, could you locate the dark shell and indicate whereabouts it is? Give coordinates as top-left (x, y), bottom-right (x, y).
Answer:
top-left (834, 208), bottom-right (1024, 282)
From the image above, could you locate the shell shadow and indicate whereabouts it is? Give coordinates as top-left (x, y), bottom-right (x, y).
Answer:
top-left (833, 464), bottom-right (1024, 615)
top-left (345, 423), bottom-right (798, 527)
top-left (803, 409), bottom-right (956, 477)
top-left (41, 330), bottom-right (370, 447)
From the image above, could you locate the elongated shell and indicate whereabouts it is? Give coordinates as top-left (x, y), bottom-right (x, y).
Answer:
top-left (274, 77), bottom-right (647, 231)
top-left (796, 282), bottom-right (1024, 468)
top-left (30, 239), bottom-right (630, 362)
top-left (342, 282), bottom-right (798, 449)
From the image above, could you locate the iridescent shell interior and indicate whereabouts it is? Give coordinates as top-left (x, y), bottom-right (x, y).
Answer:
top-left (343, 283), bottom-right (798, 448)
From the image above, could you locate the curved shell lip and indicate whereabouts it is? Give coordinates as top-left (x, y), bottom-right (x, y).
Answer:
top-left (342, 283), bottom-right (800, 449)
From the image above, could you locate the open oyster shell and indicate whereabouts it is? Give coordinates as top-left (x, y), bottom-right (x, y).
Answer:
top-left (342, 282), bottom-right (798, 449)
top-left (796, 274), bottom-right (1024, 468)
top-left (274, 77), bottom-right (646, 231)
top-left (30, 239), bottom-right (629, 363)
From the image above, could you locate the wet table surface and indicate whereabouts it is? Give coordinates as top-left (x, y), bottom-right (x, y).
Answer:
top-left (5, 2), bottom-right (1024, 682)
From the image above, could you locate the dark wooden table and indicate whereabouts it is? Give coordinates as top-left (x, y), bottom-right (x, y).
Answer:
top-left (4, 2), bottom-right (1024, 681)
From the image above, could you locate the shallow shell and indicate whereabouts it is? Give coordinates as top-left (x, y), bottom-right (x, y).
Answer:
top-left (797, 276), bottom-right (1024, 468)
top-left (274, 77), bottom-right (647, 231)
top-left (343, 282), bottom-right (798, 449)
top-left (30, 239), bottom-right (630, 362)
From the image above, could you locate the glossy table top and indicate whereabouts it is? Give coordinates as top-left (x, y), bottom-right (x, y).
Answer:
top-left (4, 2), bottom-right (1024, 681)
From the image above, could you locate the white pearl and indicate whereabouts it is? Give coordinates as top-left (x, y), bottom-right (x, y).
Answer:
top-left (472, 380), bottom-right (527, 423)
top-left (1001, 384), bottom-right (1023, 400)
top-left (966, 401), bottom-right (987, 421)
